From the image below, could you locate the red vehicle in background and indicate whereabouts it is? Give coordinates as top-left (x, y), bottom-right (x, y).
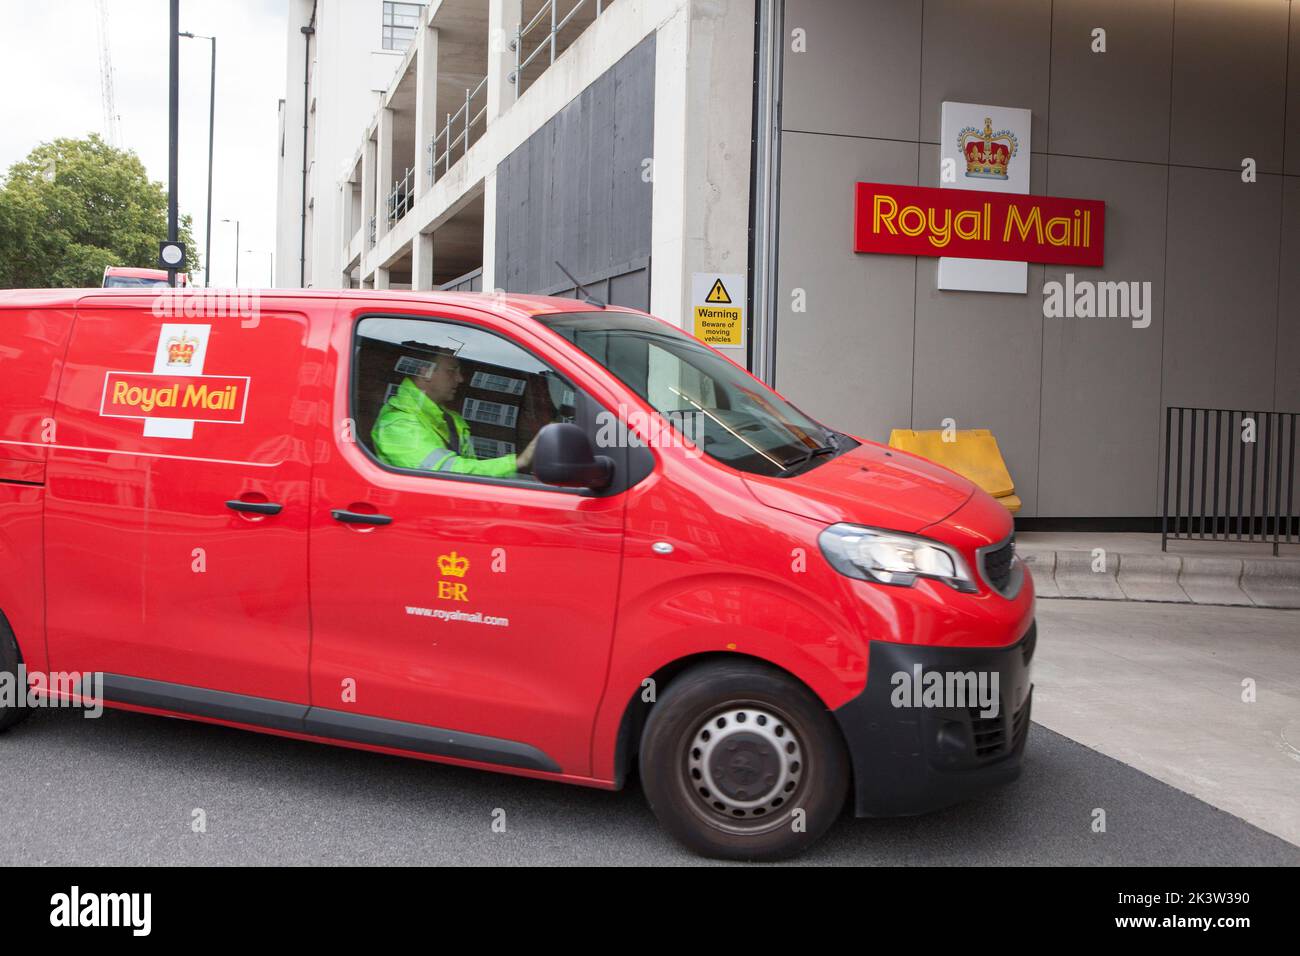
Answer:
top-left (0, 287), bottom-right (1034, 860)
top-left (102, 266), bottom-right (188, 288)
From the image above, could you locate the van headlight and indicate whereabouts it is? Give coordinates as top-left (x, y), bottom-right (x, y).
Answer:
top-left (818, 523), bottom-right (977, 592)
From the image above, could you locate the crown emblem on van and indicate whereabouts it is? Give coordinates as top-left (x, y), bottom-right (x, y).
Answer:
top-left (166, 330), bottom-right (199, 366)
top-left (958, 117), bottom-right (1018, 180)
top-left (437, 551), bottom-right (469, 578)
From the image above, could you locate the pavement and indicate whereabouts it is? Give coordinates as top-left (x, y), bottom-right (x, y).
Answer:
top-left (0, 600), bottom-right (1297, 866)
top-left (1019, 532), bottom-right (1300, 608)
top-left (1030, 599), bottom-right (1300, 848)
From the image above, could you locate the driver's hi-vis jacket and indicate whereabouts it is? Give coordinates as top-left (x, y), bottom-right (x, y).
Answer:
top-left (372, 377), bottom-right (517, 477)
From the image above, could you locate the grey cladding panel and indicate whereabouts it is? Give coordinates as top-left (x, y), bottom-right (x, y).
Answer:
top-left (782, 0), bottom-right (922, 141)
top-left (495, 33), bottom-right (655, 293)
top-left (1168, 0), bottom-right (1289, 173)
top-left (586, 78), bottom-right (617, 276)
top-left (611, 35), bottom-right (655, 268)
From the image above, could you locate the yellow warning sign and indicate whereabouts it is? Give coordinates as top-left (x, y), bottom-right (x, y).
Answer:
top-left (691, 272), bottom-right (745, 347)
top-left (705, 278), bottom-right (732, 304)
top-left (694, 305), bottom-right (742, 345)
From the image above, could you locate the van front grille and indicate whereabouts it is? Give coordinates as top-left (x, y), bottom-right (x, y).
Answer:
top-left (969, 697), bottom-right (1028, 759)
top-left (979, 535), bottom-right (1020, 596)
top-left (969, 709), bottom-right (1005, 758)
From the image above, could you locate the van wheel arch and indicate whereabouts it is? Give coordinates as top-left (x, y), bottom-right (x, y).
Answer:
top-left (611, 652), bottom-right (849, 791)
top-left (0, 608), bottom-right (33, 733)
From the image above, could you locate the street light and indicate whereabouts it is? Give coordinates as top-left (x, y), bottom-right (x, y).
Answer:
top-left (221, 218), bottom-right (239, 286)
top-left (166, 0), bottom-right (179, 287)
top-left (245, 249), bottom-right (273, 289)
top-left (179, 31), bottom-right (216, 287)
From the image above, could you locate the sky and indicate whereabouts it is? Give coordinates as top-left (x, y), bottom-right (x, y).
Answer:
top-left (0, 0), bottom-right (289, 287)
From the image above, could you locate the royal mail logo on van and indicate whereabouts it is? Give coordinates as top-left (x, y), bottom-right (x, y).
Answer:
top-left (165, 329), bottom-right (200, 367)
top-left (100, 371), bottom-right (249, 424)
top-left (96, 324), bottom-right (250, 439)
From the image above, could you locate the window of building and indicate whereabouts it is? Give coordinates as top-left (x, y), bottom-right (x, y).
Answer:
top-left (353, 316), bottom-right (579, 483)
top-left (382, 2), bottom-right (424, 52)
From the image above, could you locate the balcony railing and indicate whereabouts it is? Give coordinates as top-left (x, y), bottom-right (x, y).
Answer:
top-left (367, 214), bottom-right (376, 248)
top-left (427, 76), bottom-right (488, 184)
top-left (418, 2), bottom-right (613, 186)
top-left (386, 166), bottom-right (416, 225)
top-left (510, 0), bottom-right (613, 97)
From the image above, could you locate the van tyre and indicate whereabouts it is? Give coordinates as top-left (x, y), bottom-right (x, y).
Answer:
top-left (639, 659), bottom-right (849, 861)
top-left (0, 617), bottom-right (31, 733)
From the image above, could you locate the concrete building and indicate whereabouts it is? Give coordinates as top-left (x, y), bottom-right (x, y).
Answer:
top-left (277, 0), bottom-right (1300, 523)
top-left (275, 0), bottom-right (417, 290)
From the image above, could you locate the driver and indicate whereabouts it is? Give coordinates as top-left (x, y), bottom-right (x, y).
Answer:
top-left (372, 347), bottom-right (539, 477)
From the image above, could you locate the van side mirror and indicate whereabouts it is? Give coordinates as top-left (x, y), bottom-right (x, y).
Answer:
top-left (532, 423), bottom-right (614, 490)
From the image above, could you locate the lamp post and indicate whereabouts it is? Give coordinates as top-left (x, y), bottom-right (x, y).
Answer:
top-left (179, 31), bottom-right (215, 287)
top-left (221, 218), bottom-right (240, 286)
top-left (246, 250), bottom-right (274, 289)
top-left (166, 0), bottom-right (179, 287)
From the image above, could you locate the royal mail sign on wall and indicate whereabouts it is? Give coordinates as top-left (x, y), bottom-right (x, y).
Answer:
top-left (853, 182), bottom-right (1105, 267)
top-left (939, 102), bottom-right (1033, 292)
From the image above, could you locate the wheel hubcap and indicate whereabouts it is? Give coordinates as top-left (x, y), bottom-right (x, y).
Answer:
top-left (686, 706), bottom-right (803, 819)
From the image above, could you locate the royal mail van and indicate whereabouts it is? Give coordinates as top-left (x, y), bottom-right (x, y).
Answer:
top-left (102, 266), bottom-right (188, 288)
top-left (0, 288), bottom-right (1034, 860)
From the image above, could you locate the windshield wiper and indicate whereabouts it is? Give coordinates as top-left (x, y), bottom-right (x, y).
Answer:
top-left (779, 444), bottom-right (838, 471)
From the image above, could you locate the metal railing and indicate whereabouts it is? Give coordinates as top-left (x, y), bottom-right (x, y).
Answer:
top-left (1162, 406), bottom-right (1298, 555)
top-left (386, 166), bottom-right (416, 224)
top-left (510, 0), bottom-right (612, 97)
top-left (419, 2), bottom-right (612, 185)
top-left (427, 75), bottom-right (489, 184)
top-left (367, 214), bottom-right (376, 248)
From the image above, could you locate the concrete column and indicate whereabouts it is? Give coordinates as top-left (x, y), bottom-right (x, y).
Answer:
top-left (480, 169), bottom-right (500, 292)
top-left (340, 181), bottom-right (354, 252)
top-left (648, 6), bottom-right (689, 329)
top-left (486, 0), bottom-right (523, 123)
top-left (412, 231), bottom-right (435, 291)
top-left (341, 179), bottom-right (360, 288)
top-left (375, 266), bottom-right (390, 290)
top-left (413, 23), bottom-right (439, 201)
top-left (650, 0), bottom-right (754, 359)
top-left (376, 106), bottom-right (395, 241)
top-left (361, 132), bottom-right (376, 271)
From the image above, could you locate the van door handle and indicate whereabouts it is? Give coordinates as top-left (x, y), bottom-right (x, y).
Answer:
top-left (331, 509), bottom-right (393, 526)
top-left (225, 500), bottom-right (283, 515)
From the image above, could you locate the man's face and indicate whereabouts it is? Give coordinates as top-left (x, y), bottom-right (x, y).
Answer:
top-left (426, 354), bottom-right (463, 405)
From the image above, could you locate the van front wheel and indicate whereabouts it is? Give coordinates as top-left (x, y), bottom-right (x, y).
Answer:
top-left (0, 618), bottom-right (31, 733)
top-left (639, 660), bottom-right (849, 861)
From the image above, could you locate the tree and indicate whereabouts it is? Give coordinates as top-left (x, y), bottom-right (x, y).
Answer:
top-left (0, 134), bottom-right (200, 289)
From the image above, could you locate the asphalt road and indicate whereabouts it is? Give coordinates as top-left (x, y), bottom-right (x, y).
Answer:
top-left (2, 695), bottom-right (1296, 866)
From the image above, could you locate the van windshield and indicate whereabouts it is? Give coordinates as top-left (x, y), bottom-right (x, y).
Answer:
top-left (534, 311), bottom-right (850, 477)
top-left (103, 275), bottom-right (169, 288)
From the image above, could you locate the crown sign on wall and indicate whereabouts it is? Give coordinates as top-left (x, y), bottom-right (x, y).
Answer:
top-left (958, 117), bottom-right (1019, 180)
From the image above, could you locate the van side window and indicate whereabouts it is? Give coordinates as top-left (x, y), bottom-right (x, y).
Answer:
top-left (352, 317), bottom-right (577, 482)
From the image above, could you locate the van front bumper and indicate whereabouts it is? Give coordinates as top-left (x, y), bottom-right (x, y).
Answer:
top-left (833, 622), bottom-right (1035, 817)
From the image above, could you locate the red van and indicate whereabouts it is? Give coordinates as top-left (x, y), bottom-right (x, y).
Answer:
top-left (0, 288), bottom-right (1033, 860)
top-left (102, 266), bottom-right (188, 288)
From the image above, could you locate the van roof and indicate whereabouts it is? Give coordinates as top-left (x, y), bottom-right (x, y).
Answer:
top-left (0, 288), bottom-right (638, 326)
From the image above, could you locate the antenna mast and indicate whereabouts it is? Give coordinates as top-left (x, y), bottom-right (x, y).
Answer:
top-left (95, 0), bottom-right (122, 146)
